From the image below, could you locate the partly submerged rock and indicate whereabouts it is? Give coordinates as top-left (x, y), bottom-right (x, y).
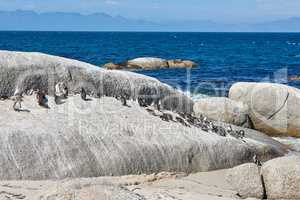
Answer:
top-left (194, 97), bottom-right (250, 128)
top-left (126, 57), bottom-right (169, 70)
top-left (262, 156), bottom-right (300, 200)
top-left (103, 57), bottom-right (197, 70)
top-left (104, 62), bottom-right (122, 70)
top-left (167, 60), bottom-right (197, 68)
top-left (226, 163), bottom-right (264, 199)
top-left (229, 82), bottom-right (300, 138)
top-left (0, 50), bottom-right (193, 114)
top-left (289, 76), bottom-right (300, 81)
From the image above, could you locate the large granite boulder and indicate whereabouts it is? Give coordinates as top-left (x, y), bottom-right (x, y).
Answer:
top-left (0, 95), bottom-right (287, 180)
top-left (0, 51), bottom-right (193, 114)
top-left (226, 163), bottom-right (264, 199)
top-left (262, 156), bottom-right (300, 200)
top-left (0, 51), bottom-right (287, 180)
top-left (226, 156), bottom-right (300, 199)
top-left (194, 97), bottom-right (250, 127)
top-left (104, 57), bottom-right (197, 70)
top-left (229, 82), bottom-right (300, 137)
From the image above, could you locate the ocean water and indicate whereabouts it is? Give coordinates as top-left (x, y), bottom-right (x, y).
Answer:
top-left (0, 31), bottom-right (300, 97)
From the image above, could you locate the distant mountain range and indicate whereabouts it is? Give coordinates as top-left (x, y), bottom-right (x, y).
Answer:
top-left (0, 10), bottom-right (300, 32)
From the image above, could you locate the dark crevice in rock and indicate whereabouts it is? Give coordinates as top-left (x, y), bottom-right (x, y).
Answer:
top-left (268, 92), bottom-right (289, 120)
top-left (242, 114), bottom-right (255, 129)
top-left (260, 174), bottom-right (268, 199)
top-left (257, 166), bottom-right (268, 200)
top-left (248, 114), bottom-right (255, 129)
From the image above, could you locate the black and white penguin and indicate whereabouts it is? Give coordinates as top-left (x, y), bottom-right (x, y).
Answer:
top-left (80, 88), bottom-right (87, 101)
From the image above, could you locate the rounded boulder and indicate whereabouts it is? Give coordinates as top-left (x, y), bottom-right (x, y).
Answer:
top-left (229, 82), bottom-right (300, 137)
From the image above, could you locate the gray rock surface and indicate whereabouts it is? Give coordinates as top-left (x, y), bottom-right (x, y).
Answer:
top-left (0, 51), bottom-right (287, 180)
top-left (0, 51), bottom-right (193, 114)
top-left (0, 170), bottom-right (247, 200)
top-left (262, 155), bottom-right (300, 199)
top-left (273, 137), bottom-right (300, 152)
top-left (0, 95), bottom-right (286, 180)
top-left (226, 163), bottom-right (264, 199)
top-left (229, 82), bottom-right (300, 137)
top-left (194, 97), bottom-right (250, 127)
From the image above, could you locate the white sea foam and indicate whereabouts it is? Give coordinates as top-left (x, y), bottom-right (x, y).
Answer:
top-left (183, 91), bottom-right (209, 101)
top-left (191, 93), bottom-right (209, 101)
top-left (178, 89), bottom-right (209, 101)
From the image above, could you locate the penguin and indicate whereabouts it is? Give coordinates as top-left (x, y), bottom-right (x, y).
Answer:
top-left (13, 88), bottom-right (23, 111)
top-left (138, 97), bottom-right (147, 107)
top-left (175, 116), bottom-right (190, 127)
top-left (217, 126), bottom-right (227, 137)
top-left (120, 95), bottom-right (127, 106)
top-left (154, 98), bottom-right (161, 111)
top-left (239, 130), bottom-right (245, 139)
top-left (80, 88), bottom-right (87, 101)
top-left (54, 94), bottom-right (60, 104)
top-left (13, 97), bottom-right (22, 111)
top-left (63, 85), bottom-right (68, 98)
top-left (253, 154), bottom-right (262, 166)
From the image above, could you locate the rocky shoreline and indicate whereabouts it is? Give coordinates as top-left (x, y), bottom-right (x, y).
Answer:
top-left (0, 156), bottom-right (298, 200)
top-left (0, 50), bottom-right (299, 199)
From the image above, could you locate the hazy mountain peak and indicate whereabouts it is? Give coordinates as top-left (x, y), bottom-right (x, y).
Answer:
top-left (0, 10), bottom-right (299, 32)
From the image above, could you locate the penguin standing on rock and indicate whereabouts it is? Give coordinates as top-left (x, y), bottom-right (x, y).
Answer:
top-left (80, 88), bottom-right (87, 101)
top-left (253, 154), bottom-right (262, 166)
top-left (154, 98), bottom-right (161, 111)
top-left (13, 89), bottom-right (23, 111)
top-left (120, 95), bottom-right (127, 106)
top-left (54, 94), bottom-right (60, 104)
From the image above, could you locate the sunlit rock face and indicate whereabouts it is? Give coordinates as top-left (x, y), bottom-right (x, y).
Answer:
top-left (0, 51), bottom-right (286, 180)
top-left (0, 51), bottom-right (193, 114)
top-left (0, 95), bottom-right (286, 180)
top-left (226, 156), bottom-right (300, 200)
top-left (194, 97), bottom-right (250, 127)
top-left (262, 156), bottom-right (300, 200)
top-left (226, 163), bottom-right (264, 199)
top-left (229, 82), bottom-right (300, 138)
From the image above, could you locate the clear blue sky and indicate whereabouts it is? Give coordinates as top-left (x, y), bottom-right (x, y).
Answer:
top-left (0, 0), bottom-right (299, 23)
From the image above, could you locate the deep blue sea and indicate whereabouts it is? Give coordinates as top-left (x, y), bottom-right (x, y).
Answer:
top-left (0, 31), bottom-right (299, 97)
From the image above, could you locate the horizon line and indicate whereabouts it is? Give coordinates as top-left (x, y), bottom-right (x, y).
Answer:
top-left (0, 30), bottom-right (300, 33)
